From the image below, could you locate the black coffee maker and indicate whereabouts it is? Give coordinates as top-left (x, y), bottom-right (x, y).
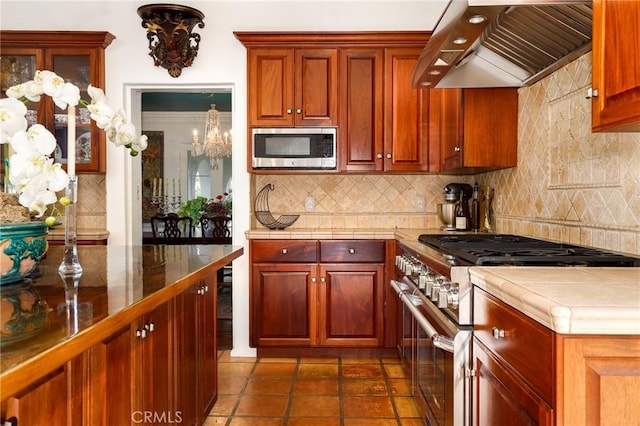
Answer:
top-left (443, 183), bottom-right (473, 227)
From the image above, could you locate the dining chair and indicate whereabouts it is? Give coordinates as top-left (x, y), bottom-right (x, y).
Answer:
top-left (150, 213), bottom-right (193, 244)
top-left (199, 215), bottom-right (232, 243)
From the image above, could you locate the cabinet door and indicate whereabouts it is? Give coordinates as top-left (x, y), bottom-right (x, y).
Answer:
top-left (339, 48), bottom-right (384, 172)
top-left (251, 263), bottom-right (317, 347)
top-left (248, 48), bottom-right (294, 126)
top-left (3, 366), bottom-right (70, 426)
top-left (295, 48), bottom-right (339, 126)
top-left (46, 48), bottom-right (106, 173)
top-left (319, 263), bottom-right (385, 347)
top-left (441, 88), bottom-right (518, 172)
top-left (591, 0), bottom-right (640, 132)
top-left (461, 88), bottom-right (518, 169)
top-left (83, 325), bottom-right (134, 426)
top-left (559, 336), bottom-right (640, 425)
top-left (174, 285), bottom-right (198, 425)
top-left (440, 88), bottom-right (464, 171)
top-left (196, 276), bottom-right (217, 423)
top-left (384, 47), bottom-right (430, 172)
top-left (473, 338), bottom-right (554, 426)
top-left (133, 302), bottom-right (174, 426)
top-left (0, 31), bottom-right (113, 173)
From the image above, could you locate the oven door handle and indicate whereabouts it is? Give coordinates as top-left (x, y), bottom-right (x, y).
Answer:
top-left (390, 279), bottom-right (412, 296)
top-left (397, 286), bottom-right (456, 353)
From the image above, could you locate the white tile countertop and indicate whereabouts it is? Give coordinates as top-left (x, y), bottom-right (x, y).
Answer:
top-left (470, 267), bottom-right (640, 335)
top-left (245, 228), bottom-right (443, 240)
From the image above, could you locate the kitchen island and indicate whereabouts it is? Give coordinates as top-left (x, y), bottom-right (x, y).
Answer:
top-left (469, 266), bottom-right (640, 426)
top-left (0, 244), bottom-right (243, 425)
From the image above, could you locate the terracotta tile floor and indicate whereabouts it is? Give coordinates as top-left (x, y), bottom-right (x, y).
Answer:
top-left (208, 351), bottom-right (424, 426)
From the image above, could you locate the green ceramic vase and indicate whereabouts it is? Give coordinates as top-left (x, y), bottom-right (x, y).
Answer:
top-left (0, 222), bottom-right (49, 285)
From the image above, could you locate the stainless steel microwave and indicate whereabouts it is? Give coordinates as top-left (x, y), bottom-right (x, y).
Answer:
top-left (252, 127), bottom-right (337, 170)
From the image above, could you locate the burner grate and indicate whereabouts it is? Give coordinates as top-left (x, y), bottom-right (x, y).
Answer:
top-left (418, 234), bottom-right (640, 267)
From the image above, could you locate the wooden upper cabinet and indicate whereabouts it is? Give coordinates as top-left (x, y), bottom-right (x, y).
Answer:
top-left (247, 47), bottom-right (338, 127)
top-left (339, 48), bottom-right (384, 172)
top-left (383, 48), bottom-right (430, 172)
top-left (237, 32), bottom-right (433, 173)
top-left (0, 31), bottom-right (114, 173)
top-left (340, 46), bottom-right (431, 172)
top-left (438, 88), bottom-right (518, 174)
top-left (591, 0), bottom-right (640, 132)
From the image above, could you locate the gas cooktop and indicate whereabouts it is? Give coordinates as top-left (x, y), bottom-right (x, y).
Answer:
top-left (418, 234), bottom-right (640, 267)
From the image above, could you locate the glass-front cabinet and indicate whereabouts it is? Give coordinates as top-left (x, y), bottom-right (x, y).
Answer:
top-left (0, 31), bottom-right (115, 173)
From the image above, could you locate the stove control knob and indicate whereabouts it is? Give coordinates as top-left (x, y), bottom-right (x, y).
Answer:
top-left (405, 257), bottom-right (418, 275)
top-left (431, 277), bottom-right (443, 301)
top-left (424, 272), bottom-right (437, 295)
top-left (437, 288), bottom-right (448, 308)
top-left (448, 282), bottom-right (459, 309)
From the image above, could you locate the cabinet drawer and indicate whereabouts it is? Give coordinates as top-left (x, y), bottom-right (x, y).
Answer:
top-left (252, 240), bottom-right (318, 262)
top-left (473, 288), bottom-right (554, 403)
top-left (319, 240), bottom-right (385, 263)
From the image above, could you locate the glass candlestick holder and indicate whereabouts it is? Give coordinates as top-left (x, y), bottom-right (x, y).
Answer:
top-left (58, 175), bottom-right (83, 277)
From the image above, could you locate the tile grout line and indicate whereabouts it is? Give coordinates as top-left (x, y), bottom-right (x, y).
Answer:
top-left (338, 358), bottom-right (345, 426)
top-left (225, 353), bottom-right (256, 426)
top-left (380, 357), bottom-right (404, 425)
top-left (281, 357), bottom-right (301, 426)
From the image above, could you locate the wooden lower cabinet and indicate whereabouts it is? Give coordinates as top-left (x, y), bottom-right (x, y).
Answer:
top-left (320, 263), bottom-right (384, 347)
top-left (473, 338), bottom-right (554, 426)
top-left (132, 302), bottom-right (174, 426)
top-left (473, 288), bottom-right (640, 426)
top-left (175, 275), bottom-right (217, 425)
top-left (250, 239), bottom-right (387, 352)
top-left (1, 360), bottom-right (79, 426)
top-left (1, 275), bottom-right (218, 426)
top-left (251, 262), bottom-right (317, 347)
top-left (82, 325), bottom-right (134, 426)
top-left (557, 336), bottom-right (640, 425)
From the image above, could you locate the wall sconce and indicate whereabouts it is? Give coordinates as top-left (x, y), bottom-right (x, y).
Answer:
top-left (138, 4), bottom-right (205, 78)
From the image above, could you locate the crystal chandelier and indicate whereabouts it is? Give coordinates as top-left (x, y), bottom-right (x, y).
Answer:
top-left (191, 104), bottom-right (232, 169)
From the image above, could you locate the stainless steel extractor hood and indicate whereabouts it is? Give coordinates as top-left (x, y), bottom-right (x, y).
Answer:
top-left (412, 0), bottom-right (593, 88)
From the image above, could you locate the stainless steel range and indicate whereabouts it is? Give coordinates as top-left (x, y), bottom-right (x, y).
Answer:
top-left (391, 233), bottom-right (640, 426)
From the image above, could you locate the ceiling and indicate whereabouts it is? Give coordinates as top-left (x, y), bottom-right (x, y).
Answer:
top-left (141, 92), bottom-right (232, 112)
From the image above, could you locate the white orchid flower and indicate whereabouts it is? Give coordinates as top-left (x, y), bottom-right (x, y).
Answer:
top-left (35, 70), bottom-right (80, 109)
top-left (132, 134), bottom-right (149, 153)
top-left (14, 124), bottom-right (57, 156)
top-left (87, 100), bottom-right (115, 129)
top-left (0, 97), bottom-right (28, 144)
top-left (87, 84), bottom-right (107, 103)
top-left (112, 122), bottom-right (137, 148)
top-left (4, 69), bottom-right (146, 218)
top-left (6, 80), bottom-right (43, 103)
top-left (11, 156), bottom-right (68, 217)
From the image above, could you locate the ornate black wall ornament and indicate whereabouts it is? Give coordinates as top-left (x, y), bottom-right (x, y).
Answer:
top-left (138, 4), bottom-right (205, 78)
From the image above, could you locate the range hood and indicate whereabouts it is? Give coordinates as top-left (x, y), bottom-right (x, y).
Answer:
top-left (412, 0), bottom-right (593, 88)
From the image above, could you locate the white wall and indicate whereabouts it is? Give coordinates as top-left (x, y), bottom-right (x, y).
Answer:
top-left (0, 0), bottom-right (447, 356)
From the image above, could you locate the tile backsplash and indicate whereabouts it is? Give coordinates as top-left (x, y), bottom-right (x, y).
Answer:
top-left (479, 53), bottom-right (639, 256)
top-left (253, 53), bottom-right (640, 256)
